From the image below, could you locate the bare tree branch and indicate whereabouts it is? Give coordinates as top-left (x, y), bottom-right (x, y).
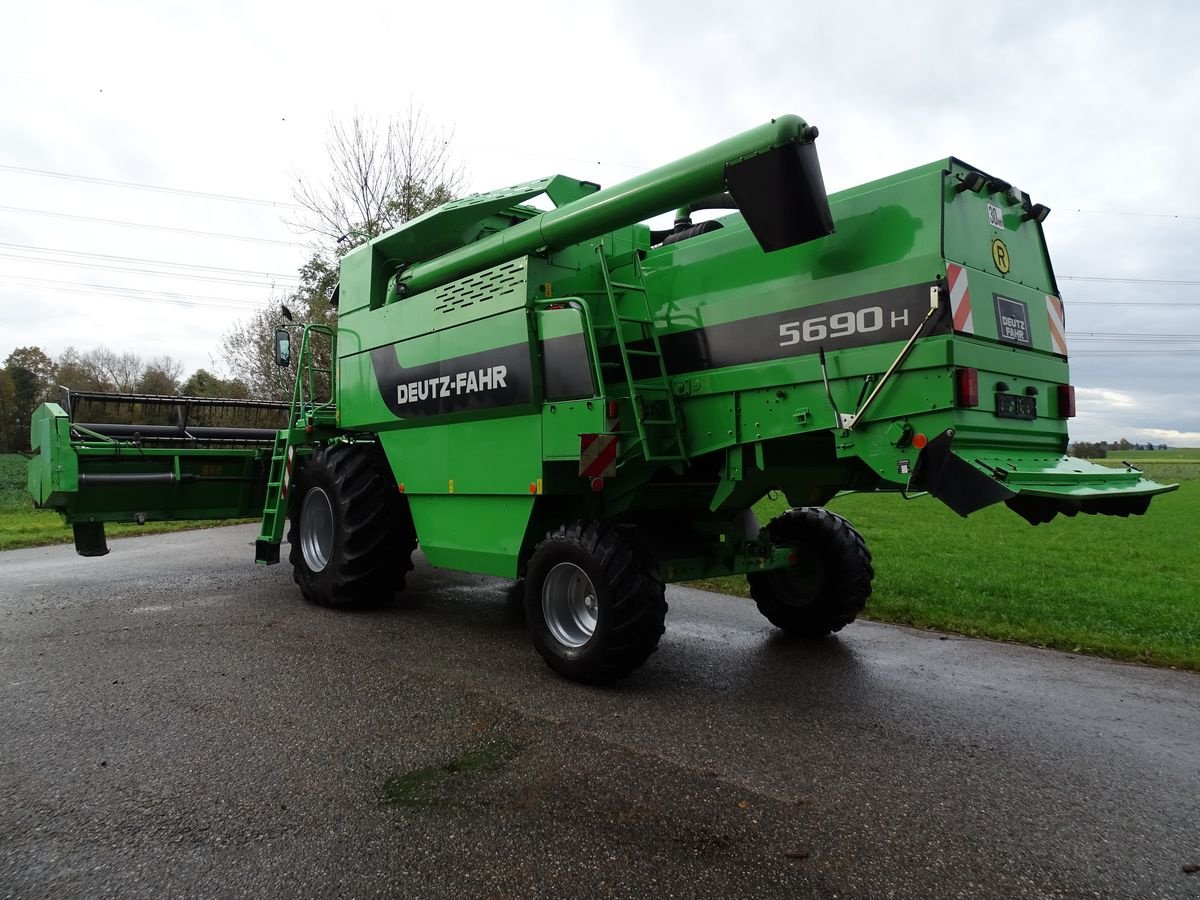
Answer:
top-left (288, 102), bottom-right (465, 245)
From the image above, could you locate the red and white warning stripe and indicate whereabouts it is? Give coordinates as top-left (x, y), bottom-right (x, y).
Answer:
top-left (1046, 295), bottom-right (1068, 356)
top-left (579, 433), bottom-right (617, 478)
top-left (281, 445), bottom-right (295, 498)
top-left (947, 263), bottom-right (974, 333)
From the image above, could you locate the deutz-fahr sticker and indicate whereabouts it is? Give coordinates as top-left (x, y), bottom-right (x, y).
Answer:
top-left (993, 294), bottom-right (1032, 347)
top-left (369, 342), bottom-right (533, 418)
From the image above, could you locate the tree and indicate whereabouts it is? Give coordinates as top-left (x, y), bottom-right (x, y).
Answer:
top-left (0, 368), bottom-right (15, 453)
top-left (1071, 441), bottom-right (1107, 459)
top-left (3, 346), bottom-right (55, 452)
top-left (55, 347), bottom-right (108, 393)
top-left (181, 369), bottom-right (249, 399)
top-left (291, 104), bottom-right (464, 244)
top-left (221, 104), bottom-right (464, 398)
top-left (137, 356), bottom-right (184, 396)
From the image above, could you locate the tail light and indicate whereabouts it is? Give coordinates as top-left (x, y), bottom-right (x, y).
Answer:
top-left (955, 367), bottom-right (979, 408)
top-left (1057, 384), bottom-right (1076, 418)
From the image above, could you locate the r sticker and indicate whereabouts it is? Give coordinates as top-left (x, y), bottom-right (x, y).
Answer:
top-left (991, 238), bottom-right (1011, 274)
top-left (986, 203), bottom-right (1005, 229)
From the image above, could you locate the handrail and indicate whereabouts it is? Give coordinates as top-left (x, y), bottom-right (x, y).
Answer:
top-left (532, 296), bottom-right (606, 399)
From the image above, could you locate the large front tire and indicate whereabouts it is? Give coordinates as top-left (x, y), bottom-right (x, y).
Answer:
top-left (288, 442), bottom-right (415, 608)
top-left (747, 507), bottom-right (873, 638)
top-left (525, 523), bottom-right (666, 684)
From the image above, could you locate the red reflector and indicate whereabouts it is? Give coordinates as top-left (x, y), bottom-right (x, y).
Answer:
top-left (1057, 384), bottom-right (1076, 418)
top-left (590, 477), bottom-right (604, 492)
top-left (912, 432), bottom-right (928, 450)
top-left (606, 400), bottom-right (619, 419)
top-left (955, 367), bottom-right (979, 408)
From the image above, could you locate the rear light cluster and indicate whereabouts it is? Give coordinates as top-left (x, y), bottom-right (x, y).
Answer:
top-left (1057, 384), bottom-right (1076, 418)
top-left (955, 367), bottom-right (1076, 419)
top-left (955, 367), bottom-right (979, 408)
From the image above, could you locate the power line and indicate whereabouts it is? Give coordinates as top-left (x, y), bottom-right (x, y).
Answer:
top-left (0, 162), bottom-right (304, 209)
top-left (1071, 350), bottom-right (1198, 357)
top-left (0, 252), bottom-right (301, 289)
top-left (0, 274), bottom-right (271, 307)
top-left (1060, 208), bottom-right (1200, 222)
top-left (0, 241), bottom-right (303, 280)
top-left (1069, 300), bottom-right (1200, 308)
top-left (0, 280), bottom-right (270, 313)
top-left (1070, 331), bottom-right (1200, 339)
top-left (1061, 274), bottom-right (1200, 286)
top-left (0, 204), bottom-right (305, 246)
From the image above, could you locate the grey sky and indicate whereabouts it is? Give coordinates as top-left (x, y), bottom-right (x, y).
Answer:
top-left (2, 0), bottom-right (1197, 443)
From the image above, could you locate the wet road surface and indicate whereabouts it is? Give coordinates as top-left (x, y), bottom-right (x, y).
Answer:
top-left (1, 525), bottom-right (1197, 898)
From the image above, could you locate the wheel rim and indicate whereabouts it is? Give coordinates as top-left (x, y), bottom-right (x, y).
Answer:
top-left (775, 542), bottom-right (824, 607)
top-left (299, 487), bottom-right (335, 573)
top-left (541, 562), bottom-right (599, 648)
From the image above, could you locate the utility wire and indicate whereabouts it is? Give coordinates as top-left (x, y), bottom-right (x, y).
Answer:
top-left (0, 204), bottom-right (305, 246)
top-left (0, 274), bottom-right (270, 307)
top-left (1070, 300), bottom-right (1200, 307)
top-left (0, 281), bottom-right (270, 312)
top-left (0, 251), bottom-right (299, 288)
top-left (0, 241), bottom-right (302, 280)
top-left (1060, 208), bottom-right (1200, 221)
top-left (1061, 274), bottom-right (1200, 286)
top-left (0, 162), bottom-right (304, 209)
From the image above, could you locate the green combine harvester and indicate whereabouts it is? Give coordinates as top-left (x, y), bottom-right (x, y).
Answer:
top-left (28, 115), bottom-right (1175, 683)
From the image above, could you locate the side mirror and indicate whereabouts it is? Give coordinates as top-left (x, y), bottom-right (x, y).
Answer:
top-left (274, 328), bottom-right (291, 367)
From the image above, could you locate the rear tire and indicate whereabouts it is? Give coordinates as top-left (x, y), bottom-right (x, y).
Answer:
top-left (525, 522), bottom-right (666, 684)
top-left (747, 507), bottom-right (873, 637)
top-left (288, 442), bottom-right (415, 608)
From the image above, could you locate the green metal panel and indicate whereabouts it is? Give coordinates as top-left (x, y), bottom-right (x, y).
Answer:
top-left (28, 403), bottom-right (78, 507)
top-left (405, 494), bottom-right (535, 577)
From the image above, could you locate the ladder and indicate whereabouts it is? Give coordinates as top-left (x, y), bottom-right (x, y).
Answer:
top-left (255, 324), bottom-right (336, 564)
top-left (595, 244), bottom-right (687, 463)
top-left (255, 431), bottom-right (291, 564)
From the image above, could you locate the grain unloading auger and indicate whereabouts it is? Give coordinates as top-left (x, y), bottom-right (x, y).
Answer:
top-left (29, 115), bottom-right (1175, 683)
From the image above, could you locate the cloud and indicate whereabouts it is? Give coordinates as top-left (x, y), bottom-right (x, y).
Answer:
top-left (1139, 428), bottom-right (1200, 445)
top-left (1075, 387), bottom-right (1138, 409)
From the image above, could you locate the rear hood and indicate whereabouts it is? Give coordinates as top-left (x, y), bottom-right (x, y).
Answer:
top-left (909, 431), bottom-right (1178, 524)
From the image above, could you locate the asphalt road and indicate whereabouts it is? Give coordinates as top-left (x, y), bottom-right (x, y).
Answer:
top-left (1, 525), bottom-right (1197, 899)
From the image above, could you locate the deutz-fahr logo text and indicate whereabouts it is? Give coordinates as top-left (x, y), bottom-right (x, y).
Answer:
top-left (396, 365), bottom-right (509, 406)
top-left (993, 294), bottom-right (1032, 347)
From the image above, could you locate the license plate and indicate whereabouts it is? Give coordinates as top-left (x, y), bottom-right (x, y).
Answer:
top-left (995, 392), bottom-right (1036, 420)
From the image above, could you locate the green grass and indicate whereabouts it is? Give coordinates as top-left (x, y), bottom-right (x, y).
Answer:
top-left (690, 452), bottom-right (1200, 670)
top-left (1113, 448), bottom-right (1198, 460)
top-left (0, 454), bottom-right (250, 551)
top-left (1096, 453), bottom-right (1200, 486)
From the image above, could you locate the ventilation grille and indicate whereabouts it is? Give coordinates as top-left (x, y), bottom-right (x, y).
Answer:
top-left (434, 260), bottom-right (525, 314)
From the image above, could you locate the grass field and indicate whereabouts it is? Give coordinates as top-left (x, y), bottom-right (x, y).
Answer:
top-left (0, 454), bottom-right (249, 551)
top-left (2, 451), bottom-right (1196, 670)
top-left (690, 452), bottom-right (1199, 670)
top-left (1095, 451), bottom-right (1200, 487)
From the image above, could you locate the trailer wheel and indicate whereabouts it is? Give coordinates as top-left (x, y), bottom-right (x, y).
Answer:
top-left (748, 507), bottom-right (873, 638)
top-left (525, 522), bottom-right (666, 684)
top-left (287, 442), bottom-right (415, 608)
